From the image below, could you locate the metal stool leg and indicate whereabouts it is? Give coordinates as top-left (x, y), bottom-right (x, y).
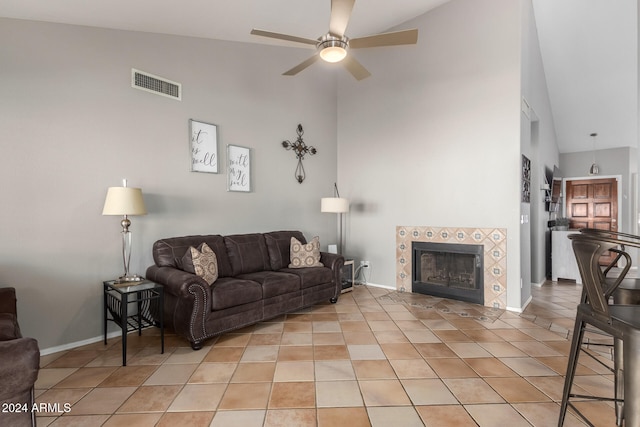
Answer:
top-left (624, 329), bottom-right (640, 426)
top-left (559, 312), bottom-right (586, 426)
top-left (614, 338), bottom-right (624, 426)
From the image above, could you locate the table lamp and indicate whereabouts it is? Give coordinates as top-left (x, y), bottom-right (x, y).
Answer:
top-left (102, 179), bottom-right (147, 283)
top-left (321, 183), bottom-right (349, 254)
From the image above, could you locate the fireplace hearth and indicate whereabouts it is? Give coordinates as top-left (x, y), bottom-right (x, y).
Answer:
top-left (412, 242), bottom-right (484, 305)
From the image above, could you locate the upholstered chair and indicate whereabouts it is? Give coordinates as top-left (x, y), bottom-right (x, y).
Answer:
top-left (0, 287), bottom-right (40, 427)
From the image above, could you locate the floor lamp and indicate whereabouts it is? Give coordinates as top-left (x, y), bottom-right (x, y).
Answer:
top-left (321, 183), bottom-right (349, 254)
top-left (102, 179), bottom-right (147, 283)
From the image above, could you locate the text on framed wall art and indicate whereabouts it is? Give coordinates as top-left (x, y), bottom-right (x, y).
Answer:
top-left (227, 144), bottom-right (251, 192)
top-left (190, 119), bottom-right (218, 173)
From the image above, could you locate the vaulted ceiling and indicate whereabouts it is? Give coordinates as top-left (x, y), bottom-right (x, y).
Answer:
top-left (1, 0), bottom-right (636, 153)
top-left (532, 0), bottom-right (637, 153)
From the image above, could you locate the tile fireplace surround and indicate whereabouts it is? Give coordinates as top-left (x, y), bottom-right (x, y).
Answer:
top-left (396, 226), bottom-right (507, 309)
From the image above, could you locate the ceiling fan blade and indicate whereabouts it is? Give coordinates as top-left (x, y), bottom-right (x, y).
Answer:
top-left (329, 0), bottom-right (356, 37)
top-left (343, 55), bottom-right (371, 81)
top-left (283, 55), bottom-right (320, 76)
top-left (349, 29), bottom-right (418, 49)
top-left (250, 29), bottom-right (317, 46)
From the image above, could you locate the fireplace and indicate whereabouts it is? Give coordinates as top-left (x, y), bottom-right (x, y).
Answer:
top-left (396, 226), bottom-right (507, 309)
top-left (412, 242), bottom-right (484, 305)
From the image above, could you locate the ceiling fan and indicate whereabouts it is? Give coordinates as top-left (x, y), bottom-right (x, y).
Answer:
top-left (250, 0), bottom-right (418, 80)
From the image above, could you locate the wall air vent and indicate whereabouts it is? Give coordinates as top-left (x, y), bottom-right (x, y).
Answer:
top-left (131, 68), bottom-right (181, 101)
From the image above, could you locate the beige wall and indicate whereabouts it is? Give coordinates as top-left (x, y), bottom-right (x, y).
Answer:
top-left (521, 0), bottom-right (560, 298)
top-left (337, 0), bottom-right (526, 308)
top-left (0, 18), bottom-right (339, 351)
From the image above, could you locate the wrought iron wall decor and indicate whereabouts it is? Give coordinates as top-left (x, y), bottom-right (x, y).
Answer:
top-left (281, 124), bottom-right (317, 183)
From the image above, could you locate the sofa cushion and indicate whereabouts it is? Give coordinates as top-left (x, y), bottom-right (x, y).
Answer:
top-left (289, 236), bottom-right (323, 268)
top-left (152, 235), bottom-right (233, 278)
top-left (0, 313), bottom-right (20, 341)
top-left (238, 271), bottom-right (300, 299)
top-left (210, 277), bottom-right (263, 311)
top-left (189, 243), bottom-right (219, 285)
top-left (281, 266), bottom-right (333, 289)
top-left (264, 230), bottom-right (307, 271)
top-left (224, 233), bottom-right (272, 276)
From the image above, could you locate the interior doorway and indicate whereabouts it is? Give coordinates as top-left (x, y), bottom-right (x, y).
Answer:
top-left (565, 176), bottom-right (619, 265)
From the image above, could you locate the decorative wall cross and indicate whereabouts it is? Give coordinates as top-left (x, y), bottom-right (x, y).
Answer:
top-left (281, 124), bottom-right (317, 183)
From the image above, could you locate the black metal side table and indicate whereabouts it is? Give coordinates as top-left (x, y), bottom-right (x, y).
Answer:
top-left (103, 280), bottom-right (164, 366)
top-left (341, 259), bottom-right (354, 293)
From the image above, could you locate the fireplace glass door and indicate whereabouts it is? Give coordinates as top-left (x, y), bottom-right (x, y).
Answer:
top-left (419, 251), bottom-right (478, 289)
top-left (412, 242), bottom-right (484, 304)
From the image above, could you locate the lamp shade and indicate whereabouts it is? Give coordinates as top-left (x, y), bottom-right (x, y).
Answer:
top-left (102, 187), bottom-right (147, 216)
top-left (321, 197), bottom-right (349, 213)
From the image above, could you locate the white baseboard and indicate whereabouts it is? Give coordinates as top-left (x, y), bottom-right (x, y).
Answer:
top-left (40, 331), bottom-right (121, 356)
top-left (356, 282), bottom-right (394, 290)
top-left (507, 294), bottom-right (532, 313)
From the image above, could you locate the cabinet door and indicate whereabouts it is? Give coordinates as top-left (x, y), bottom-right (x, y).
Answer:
top-left (551, 231), bottom-right (581, 284)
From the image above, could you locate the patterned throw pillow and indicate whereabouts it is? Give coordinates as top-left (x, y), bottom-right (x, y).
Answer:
top-left (288, 236), bottom-right (323, 268)
top-left (190, 243), bottom-right (219, 285)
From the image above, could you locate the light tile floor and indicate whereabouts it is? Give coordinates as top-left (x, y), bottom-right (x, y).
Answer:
top-left (33, 281), bottom-right (619, 426)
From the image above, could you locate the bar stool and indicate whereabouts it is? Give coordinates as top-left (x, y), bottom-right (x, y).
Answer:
top-left (559, 233), bottom-right (640, 426)
top-left (580, 229), bottom-right (640, 425)
top-left (579, 229), bottom-right (640, 305)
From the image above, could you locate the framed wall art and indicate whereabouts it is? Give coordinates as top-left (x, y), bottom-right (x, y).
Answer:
top-left (522, 154), bottom-right (531, 203)
top-left (227, 144), bottom-right (251, 192)
top-left (190, 119), bottom-right (218, 173)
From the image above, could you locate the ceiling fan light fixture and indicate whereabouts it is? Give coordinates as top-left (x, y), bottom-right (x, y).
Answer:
top-left (320, 45), bottom-right (347, 63)
top-left (318, 36), bottom-right (348, 63)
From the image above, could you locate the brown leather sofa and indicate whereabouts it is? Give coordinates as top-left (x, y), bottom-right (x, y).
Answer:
top-left (146, 230), bottom-right (344, 350)
top-left (0, 287), bottom-right (40, 427)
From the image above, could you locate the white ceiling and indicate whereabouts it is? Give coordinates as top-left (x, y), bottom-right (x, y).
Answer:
top-left (1, 0), bottom-right (636, 153)
top-left (532, 0), bottom-right (637, 154)
top-left (0, 0), bottom-right (449, 46)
